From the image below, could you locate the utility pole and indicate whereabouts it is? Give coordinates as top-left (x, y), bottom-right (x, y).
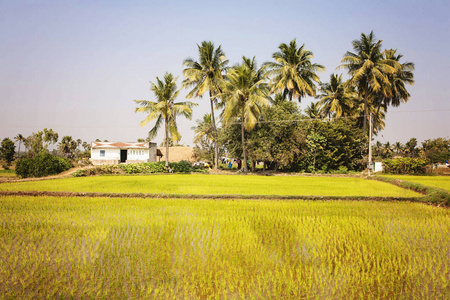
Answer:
top-left (368, 113), bottom-right (373, 176)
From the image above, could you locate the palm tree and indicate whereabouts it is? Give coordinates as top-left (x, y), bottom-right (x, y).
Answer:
top-left (264, 39), bottom-right (325, 102)
top-left (340, 31), bottom-right (400, 133)
top-left (135, 73), bottom-right (196, 170)
top-left (393, 141), bottom-right (403, 156)
top-left (58, 136), bottom-right (77, 157)
top-left (220, 57), bottom-right (270, 172)
top-left (304, 101), bottom-right (323, 119)
top-left (316, 74), bottom-right (356, 118)
top-left (14, 134), bottom-right (25, 157)
top-left (373, 49), bottom-right (415, 131)
top-left (182, 41), bottom-right (229, 169)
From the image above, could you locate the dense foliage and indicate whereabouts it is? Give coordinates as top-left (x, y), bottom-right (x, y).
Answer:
top-left (382, 157), bottom-right (429, 174)
top-left (0, 138), bottom-right (16, 167)
top-left (72, 161), bottom-right (206, 177)
top-left (15, 151), bottom-right (72, 178)
top-left (220, 101), bottom-right (366, 172)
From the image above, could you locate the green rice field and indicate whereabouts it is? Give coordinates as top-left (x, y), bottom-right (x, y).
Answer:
top-left (0, 174), bottom-right (421, 197)
top-left (383, 175), bottom-right (450, 192)
top-left (1, 196), bottom-right (449, 299)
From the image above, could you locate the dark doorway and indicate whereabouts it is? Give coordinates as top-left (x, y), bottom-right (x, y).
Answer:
top-left (120, 150), bottom-right (127, 163)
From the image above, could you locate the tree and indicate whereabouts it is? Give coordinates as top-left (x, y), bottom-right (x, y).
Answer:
top-left (405, 138), bottom-right (418, 158)
top-left (306, 132), bottom-right (326, 173)
top-left (316, 74), bottom-right (356, 118)
top-left (393, 141), bottom-right (404, 156)
top-left (372, 50), bottom-right (415, 133)
top-left (340, 31), bottom-right (399, 133)
top-left (303, 101), bottom-right (323, 119)
top-left (220, 57), bottom-right (270, 172)
top-left (264, 39), bottom-right (325, 102)
top-left (183, 41), bottom-right (229, 169)
top-left (43, 128), bottom-right (59, 149)
top-left (14, 134), bottom-right (25, 157)
top-left (0, 138), bottom-right (16, 166)
top-left (421, 138), bottom-right (450, 163)
top-left (135, 73), bottom-right (196, 170)
top-left (192, 113), bottom-right (216, 162)
top-left (58, 136), bottom-right (77, 158)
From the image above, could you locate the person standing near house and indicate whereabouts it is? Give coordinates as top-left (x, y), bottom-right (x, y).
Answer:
top-left (236, 158), bottom-right (241, 170)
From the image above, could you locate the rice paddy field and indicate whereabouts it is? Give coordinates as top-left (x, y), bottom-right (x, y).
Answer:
top-left (382, 175), bottom-right (450, 192)
top-left (0, 174), bottom-right (421, 198)
top-left (0, 196), bottom-right (449, 299)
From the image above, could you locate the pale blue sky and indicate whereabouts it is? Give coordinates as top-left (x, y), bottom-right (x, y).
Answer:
top-left (1, 0), bottom-right (449, 146)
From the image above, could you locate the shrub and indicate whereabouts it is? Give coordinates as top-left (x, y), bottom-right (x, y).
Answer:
top-left (383, 157), bottom-right (429, 174)
top-left (15, 152), bottom-right (72, 178)
top-left (72, 161), bottom-right (206, 177)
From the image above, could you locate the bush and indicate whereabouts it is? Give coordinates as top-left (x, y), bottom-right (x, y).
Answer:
top-left (72, 161), bottom-right (206, 177)
top-left (15, 152), bottom-right (72, 178)
top-left (383, 157), bottom-right (429, 174)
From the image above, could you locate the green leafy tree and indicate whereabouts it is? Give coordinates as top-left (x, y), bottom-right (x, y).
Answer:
top-left (135, 73), bottom-right (196, 170)
top-left (220, 57), bottom-right (270, 172)
top-left (264, 39), bottom-right (325, 102)
top-left (183, 41), bottom-right (229, 169)
top-left (421, 138), bottom-right (450, 163)
top-left (306, 132), bottom-right (326, 173)
top-left (0, 138), bottom-right (16, 166)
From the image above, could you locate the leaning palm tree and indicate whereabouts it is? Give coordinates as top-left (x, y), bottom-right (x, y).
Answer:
top-left (340, 31), bottom-right (400, 133)
top-left (182, 41), bottom-right (229, 169)
top-left (316, 74), bottom-right (356, 118)
top-left (135, 73), bottom-right (197, 170)
top-left (220, 57), bottom-right (270, 172)
top-left (264, 39), bottom-right (325, 102)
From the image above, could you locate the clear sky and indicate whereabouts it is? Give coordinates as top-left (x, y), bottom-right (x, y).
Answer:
top-left (1, 0), bottom-right (449, 147)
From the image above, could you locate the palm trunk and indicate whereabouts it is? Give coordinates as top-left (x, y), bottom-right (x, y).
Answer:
top-left (363, 83), bottom-right (368, 135)
top-left (241, 118), bottom-right (248, 172)
top-left (209, 91), bottom-right (219, 170)
top-left (165, 118), bottom-right (169, 170)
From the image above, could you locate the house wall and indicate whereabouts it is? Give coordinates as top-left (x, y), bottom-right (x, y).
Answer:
top-left (126, 149), bottom-right (150, 164)
top-left (90, 148), bottom-right (120, 165)
top-left (89, 142), bottom-right (159, 165)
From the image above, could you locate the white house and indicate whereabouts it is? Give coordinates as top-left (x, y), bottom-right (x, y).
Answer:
top-left (90, 141), bottom-right (159, 166)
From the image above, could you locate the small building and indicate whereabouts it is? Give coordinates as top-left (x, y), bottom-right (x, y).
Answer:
top-left (90, 141), bottom-right (160, 166)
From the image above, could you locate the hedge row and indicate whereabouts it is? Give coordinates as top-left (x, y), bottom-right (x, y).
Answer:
top-left (72, 161), bottom-right (207, 177)
top-left (373, 175), bottom-right (450, 207)
top-left (382, 157), bottom-right (429, 174)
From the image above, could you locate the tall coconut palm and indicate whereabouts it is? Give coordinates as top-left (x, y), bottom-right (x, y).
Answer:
top-left (220, 57), bottom-right (270, 172)
top-left (316, 74), bottom-right (357, 118)
top-left (14, 134), bottom-right (25, 157)
top-left (182, 41), bottom-right (229, 169)
top-left (340, 31), bottom-right (400, 133)
top-left (135, 73), bottom-right (197, 170)
top-left (264, 39), bottom-right (325, 102)
top-left (192, 113), bottom-right (215, 162)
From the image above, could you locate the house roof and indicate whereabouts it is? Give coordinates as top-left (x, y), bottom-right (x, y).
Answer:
top-left (91, 142), bottom-right (150, 149)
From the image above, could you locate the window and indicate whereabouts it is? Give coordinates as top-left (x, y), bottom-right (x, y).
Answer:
top-left (100, 150), bottom-right (105, 157)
